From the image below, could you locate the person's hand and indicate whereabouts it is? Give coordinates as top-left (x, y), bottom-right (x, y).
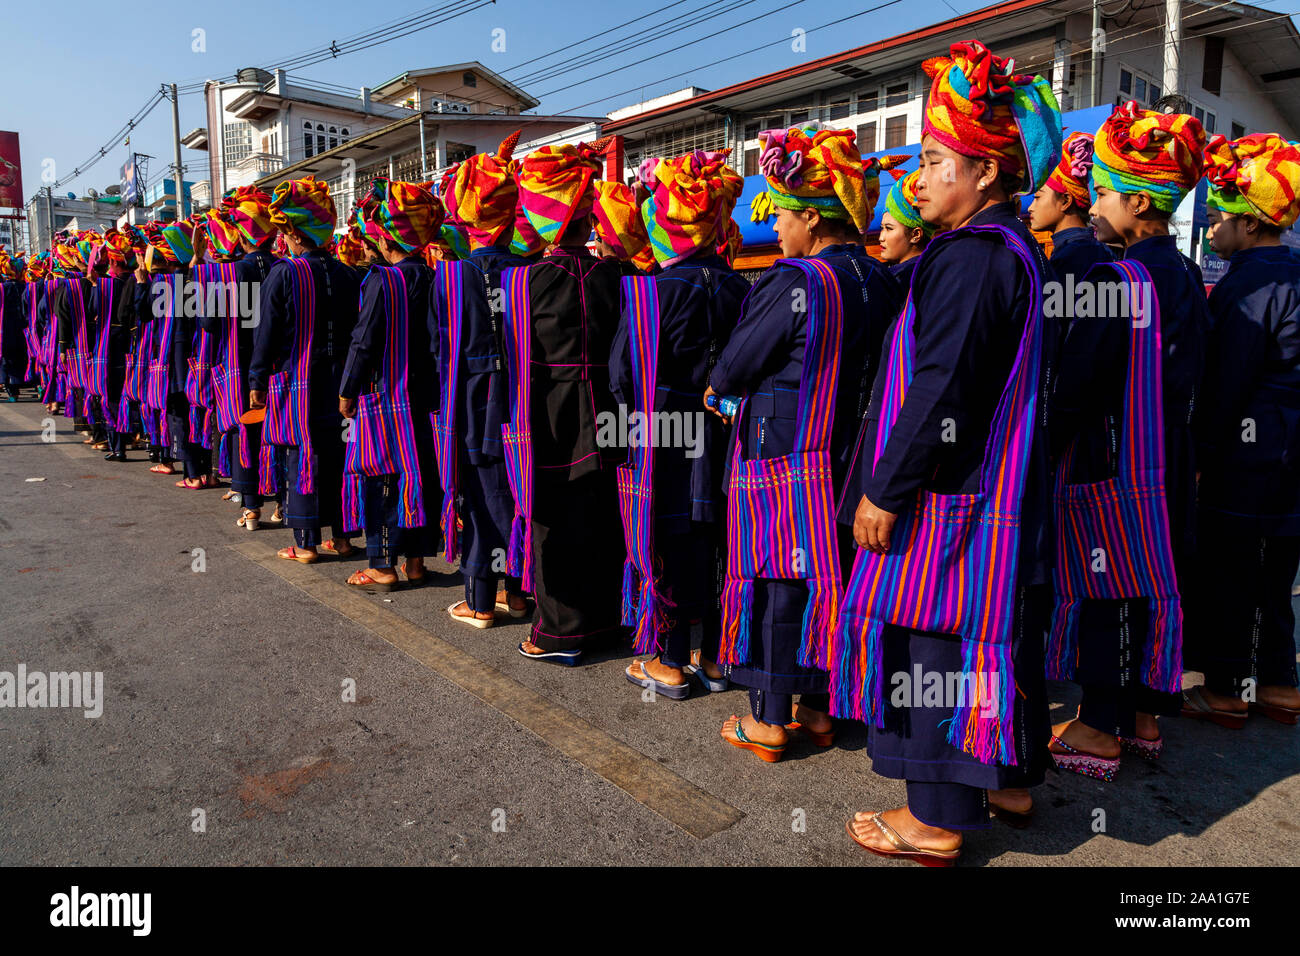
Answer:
top-left (339, 396), bottom-right (356, 419)
top-left (853, 495), bottom-right (899, 554)
top-left (703, 384), bottom-right (730, 423)
top-left (248, 390), bottom-right (265, 410)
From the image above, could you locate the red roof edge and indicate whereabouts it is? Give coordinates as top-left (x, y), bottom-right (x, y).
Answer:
top-left (603, 0), bottom-right (1049, 132)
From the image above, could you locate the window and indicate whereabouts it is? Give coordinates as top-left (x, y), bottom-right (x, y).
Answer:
top-left (1231, 121), bottom-right (1246, 139)
top-left (1202, 36), bottom-right (1225, 96)
top-left (858, 90), bottom-right (878, 114)
top-left (223, 120), bottom-right (253, 163)
top-left (303, 121), bottom-right (314, 158)
top-left (885, 83), bottom-right (909, 107)
top-left (462, 71), bottom-right (477, 88)
top-left (827, 98), bottom-right (851, 122)
top-left (340, 127), bottom-right (350, 144)
top-left (789, 109), bottom-right (811, 125)
top-left (744, 121), bottom-right (759, 141)
top-left (316, 123), bottom-right (326, 156)
top-left (856, 121), bottom-right (877, 153)
top-left (1120, 69), bottom-right (1132, 95)
top-left (1204, 111), bottom-right (1216, 134)
top-left (328, 125), bottom-right (339, 150)
top-left (446, 141), bottom-right (476, 165)
top-left (744, 147), bottom-right (759, 176)
top-left (1148, 82), bottom-right (1160, 104)
top-left (884, 114), bottom-right (907, 149)
top-left (1135, 77), bottom-right (1146, 101)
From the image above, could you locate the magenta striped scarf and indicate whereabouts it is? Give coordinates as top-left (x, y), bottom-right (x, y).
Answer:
top-left (204, 263), bottom-right (255, 469)
top-left (829, 225), bottom-right (1044, 767)
top-left (90, 277), bottom-right (130, 433)
top-left (718, 256), bottom-right (844, 671)
top-left (432, 260), bottom-right (465, 562)
top-left (186, 266), bottom-right (225, 448)
top-left (145, 275), bottom-right (179, 413)
top-left (262, 258), bottom-right (317, 495)
top-left (617, 275), bottom-right (676, 655)
top-left (499, 265), bottom-right (535, 591)
top-left (24, 283), bottom-right (41, 381)
top-left (341, 265), bottom-right (428, 532)
top-left (64, 278), bottom-right (95, 418)
top-left (1046, 258), bottom-right (1183, 692)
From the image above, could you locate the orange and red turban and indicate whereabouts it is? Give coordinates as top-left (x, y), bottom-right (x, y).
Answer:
top-left (751, 126), bottom-right (870, 232)
top-left (1203, 132), bottom-right (1300, 230)
top-left (517, 138), bottom-right (611, 244)
top-left (335, 227), bottom-right (368, 267)
top-left (221, 186), bottom-right (278, 247)
top-left (1044, 131), bottom-right (1095, 212)
top-left (444, 131), bottom-right (521, 249)
top-left (922, 40), bottom-right (1062, 194)
top-left (1091, 101), bottom-right (1205, 213)
top-left (0, 247), bottom-right (19, 280)
top-left (640, 150), bottom-right (743, 266)
top-left (268, 176), bottom-right (336, 247)
top-left (863, 153), bottom-right (911, 226)
top-left (363, 178), bottom-right (445, 252)
top-left (592, 180), bottom-right (655, 270)
top-left (715, 217), bottom-right (743, 267)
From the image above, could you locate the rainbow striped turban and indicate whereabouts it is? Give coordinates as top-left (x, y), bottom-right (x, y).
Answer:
top-left (1045, 131), bottom-right (1096, 212)
top-left (204, 211), bottom-right (244, 259)
top-left (863, 153), bottom-right (911, 225)
top-left (221, 186), bottom-right (278, 247)
top-left (364, 178), bottom-right (445, 252)
top-left (1091, 101), bottom-right (1206, 213)
top-left (54, 241), bottom-right (86, 273)
top-left (24, 256), bottom-right (48, 281)
top-left (269, 176), bottom-right (336, 247)
top-left (76, 231), bottom-right (103, 271)
top-left (0, 247), bottom-right (18, 280)
top-left (159, 216), bottom-right (199, 267)
top-left (1204, 132), bottom-right (1300, 230)
top-left (884, 168), bottom-right (937, 235)
top-left (444, 131), bottom-right (521, 249)
top-left (639, 150), bottom-right (744, 266)
top-left (101, 228), bottom-right (138, 270)
top-left (335, 227), bottom-right (368, 267)
top-left (922, 40), bottom-right (1062, 194)
top-left (750, 126), bottom-right (870, 232)
top-left (507, 194), bottom-right (545, 257)
top-left (517, 138), bottom-right (612, 244)
top-left (592, 180), bottom-right (655, 270)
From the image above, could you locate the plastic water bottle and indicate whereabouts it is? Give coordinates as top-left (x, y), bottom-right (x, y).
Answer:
top-left (707, 393), bottom-right (741, 418)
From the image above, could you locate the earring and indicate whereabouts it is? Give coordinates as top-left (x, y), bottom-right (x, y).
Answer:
top-left (978, 180), bottom-right (988, 191)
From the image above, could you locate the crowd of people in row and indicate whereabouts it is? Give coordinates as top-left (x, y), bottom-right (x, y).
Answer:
top-left (1, 37), bottom-right (1298, 865)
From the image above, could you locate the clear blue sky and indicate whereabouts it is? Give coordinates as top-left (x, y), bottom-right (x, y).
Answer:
top-left (5, 0), bottom-right (1298, 209)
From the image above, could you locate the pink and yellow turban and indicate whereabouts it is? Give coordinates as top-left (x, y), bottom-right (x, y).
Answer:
top-left (640, 150), bottom-right (743, 266)
top-left (444, 131), bottom-right (521, 249)
top-left (751, 126), bottom-right (870, 232)
top-left (54, 241), bottom-right (86, 273)
top-left (1091, 101), bottom-right (1206, 213)
top-left (922, 40), bottom-right (1062, 194)
top-left (1044, 131), bottom-right (1096, 212)
top-left (364, 178), bottom-right (445, 252)
top-left (335, 227), bottom-right (368, 267)
top-left (24, 255), bottom-right (49, 282)
top-left (884, 169), bottom-right (936, 235)
top-left (101, 229), bottom-right (137, 270)
top-left (716, 217), bottom-right (743, 266)
top-left (517, 138), bottom-right (612, 244)
top-left (592, 180), bottom-right (655, 270)
top-left (863, 153), bottom-right (911, 226)
top-left (268, 176), bottom-right (336, 247)
top-left (221, 186), bottom-right (278, 247)
top-left (0, 247), bottom-right (19, 280)
top-left (507, 194), bottom-right (545, 257)
top-left (204, 210), bottom-right (245, 259)
top-left (1204, 132), bottom-right (1300, 230)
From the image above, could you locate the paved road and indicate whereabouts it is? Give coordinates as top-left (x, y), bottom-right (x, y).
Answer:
top-left (1, 397), bottom-right (1297, 866)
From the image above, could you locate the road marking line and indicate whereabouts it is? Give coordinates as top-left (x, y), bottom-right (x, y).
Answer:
top-left (228, 539), bottom-right (744, 839)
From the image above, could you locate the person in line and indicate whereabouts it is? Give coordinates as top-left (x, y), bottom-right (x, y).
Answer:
top-left (876, 169), bottom-right (934, 287)
top-left (1185, 133), bottom-right (1300, 727)
top-left (1028, 131), bottom-right (1114, 289)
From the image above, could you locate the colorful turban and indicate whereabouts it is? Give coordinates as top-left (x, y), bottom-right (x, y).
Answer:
top-left (221, 186), bottom-right (278, 247)
top-left (1045, 131), bottom-right (1096, 211)
top-left (76, 231), bottom-right (102, 271)
top-left (1091, 101), bottom-right (1206, 213)
top-left (1204, 132), bottom-right (1300, 230)
top-left (102, 229), bottom-right (138, 270)
top-left (24, 255), bottom-right (49, 282)
top-left (884, 169), bottom-right (937, 235)
top-left (716, 217), bottom-right (743, 266)
top-left (639, 150), bottom-right (744, 266)
top-left (159, 216), bottom-right (199, 267)
top-left (363, 178), bottom-right (445, 252)
top-left (517, 138), bottom-right (611, 244)
top-left (863, 153), bottom-right (911, 226)
top-left (507, 196), bottom-right (545, 257)
top-left (591, 180), bottom-right (654, 270)
top-left (922, 40), bottom-right (1062, 194)
top-left (750, 126), bottom-right (870, 232)
top-left (53, 241), bottom-right (86, 273)
top-left (268, 176), bottom-right (336, 247)
top-left (0, 247), bottom-right (19, 280)
top-left (204, 210), bottom-right (245, 259)
top-left (444, 131), bottom-right (521, 249)
top-left (335, 228), bottom-right (368, 267)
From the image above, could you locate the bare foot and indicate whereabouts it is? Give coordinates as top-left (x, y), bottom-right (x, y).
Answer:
top-left (449, 601), bottom-right (494, 623)
top-left (1259, 685), bottom-right (1300, 710)
top-left (1198, 688), bottom-right (1249, 714)
top-left (989, 787), bottom-right (1033, 815)
top-left (639, 655), bottom-right (686, 686)
top-left (720, 712), bottom-right (787, 748)
top-left (690, 648), bottom-right (724, 681)
top-left (847, 806), bottom-right (963, 854)
top-left (1134, 712), bottom-right (1161, 740)
top-left (495, 588), bottom-right (528, 613)
top-left (793, 701), bottom-right (833, 734)
top-left (1051, 718), bottom-right (1121, 758)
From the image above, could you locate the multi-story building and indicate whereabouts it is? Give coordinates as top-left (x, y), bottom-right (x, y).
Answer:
top-left (23, 192), bottom-right (122, 254)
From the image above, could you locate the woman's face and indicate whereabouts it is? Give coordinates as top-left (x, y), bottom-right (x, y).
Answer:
top-left (773, 206), bottom-right (814, 258)
top-left (1206, 207), bottom-right (1245, 259)
top-left (1088, 186), bottom-right (1130, 245)
top-left (878, 213), bottom-right (909, 263)
top-left (914, 135), bottom-right (985, 232)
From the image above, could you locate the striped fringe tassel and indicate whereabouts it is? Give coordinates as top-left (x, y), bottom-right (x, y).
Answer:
top-left (341, 474), bottom-right (363, 535)
top-left (950, 636), bottom-right (1017, 766)
top-left (440, 487), bottom-right (459, 564)
top-left (797, 577), bottom-right (839, 670)
top-left (1144, 597), bottom-right (1183, 693)
top-left (717, 578), bottom-right (753, 667)
top-left (1044, 599), bottom-right (1081, 681)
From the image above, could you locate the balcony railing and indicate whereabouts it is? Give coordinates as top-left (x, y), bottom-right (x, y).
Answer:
top-left (228, 151), bottom-right (288, 177)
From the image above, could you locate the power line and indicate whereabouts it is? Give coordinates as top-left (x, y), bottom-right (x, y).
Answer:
top-left (501, 0), bottom-right (696, 76)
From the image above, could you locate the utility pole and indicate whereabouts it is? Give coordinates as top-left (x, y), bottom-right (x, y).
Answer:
top-left (44, 185), bottom-right (53, 253)
top-left (170, 83), bottom-right (187, 220)
top-left (1163, 0), bottom-right (1182, 101)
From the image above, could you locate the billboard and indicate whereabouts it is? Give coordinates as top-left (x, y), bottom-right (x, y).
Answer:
top-left (120, 154), bottom-right (141, 207)
top-left (0, 130), bottom-right (22, 209)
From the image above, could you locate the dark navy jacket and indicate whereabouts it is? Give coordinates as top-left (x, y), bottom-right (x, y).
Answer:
top-left (433, 245), bottom-right (529, 463)
top-left (847, 202), bottom-right (1055, 582)
top-left (340, 254), bottom-right (438, 416)
top-left (1052, 232), bottom-right (1208, 561)
top-left (86, 274), bottom-right (137, 371)
top-left (1198, 244), bottom-right (1300, 533)
top-left (711, 243), bottom-right (903, 499)
top-left (251, 248), bottom-right (360, 419)
top-left (2, 279), bottom-right (29, 376)
top-left (198, 249), bottom-right (274, 394)
top-left (609, 252), bottom-right (749, 528)
top-left (889, 257), bottom-right (919, 290)
top-left (1049, 226), bottom-right (1114, 286)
